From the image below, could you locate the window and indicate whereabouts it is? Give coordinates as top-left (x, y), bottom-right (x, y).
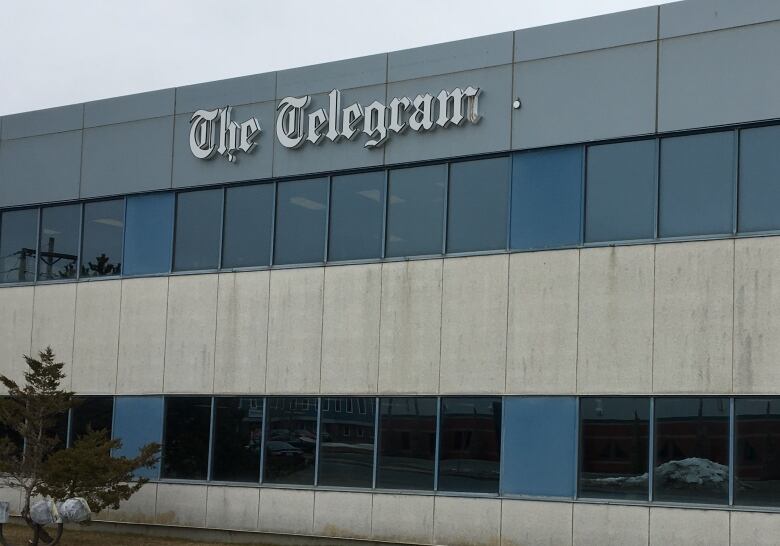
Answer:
top-left (81, 199), bottom-right (124, 277)
top-left (161, 397), bottom-right (212, 480)
top-left (264, 397), bottom-right (318, 485)
top-left (123, 193), bottom-right (174, 276)
top-left (38, 204), bottom-right (80, 280)
top-left (376, 397), bottom-right (437, 490)
top-left (579, 397), bottom-right (649, 501)
top-left (735, 398), bottom-right (780, 507)
top-left (511, 147), bottom-right (583, 250)
top-left (317, 397), bottom-right (375, 488)
top-left (585, 140), bottom-right (657, 243)
top-left (502, 397), bottom-right (576, 497)
top-left (69, 396), bottom-right (113, 446)
top-left (173, 189), bottom-right (223, 271)
top-left (654, 397), bottom-right (729, 504)
top-left (274, 178), bottom-right (328, 265)
top-left (221, 184), bottom-right (274, 268)
top-left (738, 125), bottom-right (780, 233)
top-left (659, 132), bottom-right (735, 238)
top-left (112, 396), bottom-right (163, 479)
top-left (0, 208), bottom-right (37, 283)
top-left (385, 165), bottom-right (446, 257)
top-left (438, 397), bottom-right (501, 493)
top-left (211, 397), bottom-right (263, 483)
top-left (328, 172), bottom-right (385, 261)
top-left (446, 157), bottom-right (510, 253)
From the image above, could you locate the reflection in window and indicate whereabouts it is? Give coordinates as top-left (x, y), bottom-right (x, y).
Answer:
top-left (112, 396), bottom-right (163, 479)
top-left (579, 397), bottom-right (649, 501)
top-left (654, 397), bottom-right (729, 504)
top-left (123, 193), bottom-right (174, 276)
top-left (173, 189), bottom-right (223, 271)
top-left (735, 398), bottom-right (780, 507)
top-left (317, 397), bottom-right (375, 487)
top-left (376, 397), bottom-right (436, 490)
top-left (222, 184), bottom-right (274, 269)
top-left (162, 397), bottom-right (212, 480)
top-left (264, 397), bottom-right (318, 485)
top-left (328, 172), bottom-right (385, 262)
top-left (38, 204), bottom-right (80, 280)
top-left (274, 178), bottom-right (328, 265)
top-left (212, 397), bottom-right (263, 483)
top-left (385, 165), bottom-right (446, 258)
top-left (81, 199), bottom-right (124, 277)
top-left (446, 157), bottom-right (510, 254)
top-left (438, 397), bottom-right (501, 493)
top-left (738, 126), bottom-right (780, 233)
top-left (69, 396), bottom-right (113, 446)
top-left (0, 208), bottom-right (38, 283)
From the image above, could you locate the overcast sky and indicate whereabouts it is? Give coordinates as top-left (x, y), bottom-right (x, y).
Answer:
top-left (0, 0), bottom-right (677, 116)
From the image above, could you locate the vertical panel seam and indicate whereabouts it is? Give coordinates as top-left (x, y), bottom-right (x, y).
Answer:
top-left (263, 271), bottom-right (271, 394)
top-left (651, 244), bottom-right (657, 393)
top-left (437, 258), bottom-right (445, 395)
top-left (161, 276), bottom-right (171, 393)
top-left (203, 484), bottom-right (210, 528)
top-left (318, 267), bottom-right (325, 395)
top-left (113, 281), bottom-right (122, 395)
top-left (168, 92), bottom-right (177, 189)
top-left (78, 105), bottom-right (85, 199)
top-left (27, 285), bottom-right (35, 359)
top-left (575, 249), bottom-right (582, 394)
top-left (503, 255), bottom-right (511, 395)
top-left (654, 7), bottom-right (661, 134)
top-left (376, 264), bottom-right (384, 394)
top-left (69, 284), bottom-right (77, 390)
top-left (211, 274), bottom-right (221, 394)
top-left (731, 239), bottom-right (736, 394)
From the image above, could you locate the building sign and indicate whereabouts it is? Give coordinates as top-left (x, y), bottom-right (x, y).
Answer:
top-left (189, 86), bottom-right (481, 163)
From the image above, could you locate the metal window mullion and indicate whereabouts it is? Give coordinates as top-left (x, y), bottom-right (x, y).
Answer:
top-left (381, 171), bottom-right (389, 259)
top-left (120, 196), bottom-right (127, 277)
top-left (506, 156), bottom-right (513, 251)
top-left (314, 397), bottom-right (322, 486)
top-left (65, 406), bottom-right (74, 449)
top-left (441, 165), bottom-right (450, 255)
top-left (169, 193), bottom-right (179, 273)
top-left (732, 130), bottom-right (740, 236)
top-left (499, 396), bottom-right (507, 496)
top-left (217, 187), bottom-right (226, 270)
top-left (648, 397), bottom-right (656, 503)
top-left (579, 146), bottom-right (587, 246)
top-left (75, 202), bottom-right (84, 280)
top-left (259, 397), bottom-right (267, 485)
top-left (433, 396), bottom-right (442, 492)
top-left (323, 178), bottom-right (332, 263)
top-left (372, 397), bottom-right (380, 489)
top-left (158, 397), bottom-right (168, 481)
top-left (206, 396), bottom-right (216, 482)
top-left (654, 138), bottom-right (661, 240)
top-left (573, 397), bottom-right (580, 499)
top-left (34, 207), bottom-right (42, 281)
top-left (729, 397), bottom-right (736, 506)
top-left (269, 182), bottom-right (278, 266)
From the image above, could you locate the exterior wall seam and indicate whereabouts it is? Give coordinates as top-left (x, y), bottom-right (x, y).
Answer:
top-left (574, 249), bottom-right (582, 393)
top-left (68, 285), bottom-right (77, 390)
top-left (515, 39), bottom-right (658, 65)
top-left (317, 267), bottom-right (325, 394)
top-left (376, 264), bottom-right (385, 393)
top-left (211, 274), bottom-right (221, 394)
top-left (160, 276), bottom-right (171, 393)
top-left (503, 253), bottom-right (511, 394)
top-left (660, 17), bottom-right (780, 42)
top-left (731, 239), bottom-right (736, 394)
top-left (113, 281), bottom-right (124, 395)
top-left (654, 7), bottom-right (661, 135)
top-left (168, 92), bottom-right (177, 190)
top-left (436, 258), bottom-right (444, 394)
top-left (651, 243), bottom-right (657, 393)
top-left (78, 106), bottom-right (85, 199)
top-left (203, 484), bottom-right (210, 528)
top-left (263, 272), bottom-right (271, 394)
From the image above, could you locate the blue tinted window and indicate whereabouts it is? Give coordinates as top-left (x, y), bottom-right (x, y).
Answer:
top-left (739, 126), bottom-right (780, 233)
top-left (173, 189), bottom-right (223, 271)
top-left (446, 158), bottom-right (509, 253)
top-left (585, 140), bottom-right (656, 243)
top-left (124, 193), bottom-right (174, 275)
top-left (222, 184), bottom-right (274, 268)
top-left (659, 132), bottom-right (735, 238)
top-left (38, 204), bottom-right (80, 281)
top-left (511, 147), bottom-right (583, 250)
top-left (386, 165), bottom-right (446, 257)
top-left (502, 397), bottom-right (576, 497)
top-left (112, 396), bottom-right (163, 479)
top-left (0, 208), bottom-right (38, 283)
top-left (274, 179), bottom-right (328, 265)
top-left (328, 172), bottom-right (385, 261)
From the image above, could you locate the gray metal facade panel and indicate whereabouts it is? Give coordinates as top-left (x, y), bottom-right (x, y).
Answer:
top-left (175, 72), bottom-right (277, 114)
top-left (272, 86), bottom-right (386, 178)
top-left (387, 32), bottom-right (513, 82)
top-left (172, 101), bottom-right (275, 188)
top-left (84, 89), bottom-right (175, 128)
top-left (658, 21), bottom-right (780, 133)
top-left (660, 0), bottom-right (780, 39)
top-left (1, 104), bottom-right (83, 140)
top-left (275, 54), bottom-right (387, 98)
top-left (514, 6), bottom-right (658, 62)
top-left (81, 117), bottom-right (174, 198)
top-left (383, 65), bottom-right (512, 165)
top-left (0, 131), bottom-right (82, 207)
top-left (512, 42), bottom-right (657, 150)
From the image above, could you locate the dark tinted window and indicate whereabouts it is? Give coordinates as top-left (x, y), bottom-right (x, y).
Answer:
top-left (328, 172), bottom-right (385, 261)
top-left (124, 193), bottom-right (174, 275)
top-left (735, 398), bottom-right (780, 507)
top-left (222, 184), bottom-right (274, 268)
top-left (659, 132), bottom-right (735, 238)
top-left (0, 208), bottom-right (37, 283)
top-left (173, 189), bottom-right (223, 271)
top-left (264, 397), bottom-right (318, 485)
top-left (274, 178), bottom-right (328, 265)
top-left (162, 397), bottom-right (212, 480)
top-left (739, 126), bottom-right (780, 233)
top-left (377, 397), bottom-right (437, 490)
top-left (112, 396), bottom-right (163, 479)
top-left (502, 397), bottom-right (576, 497)
top-left (81, 199), bottom-right (124, 277)
top-left (212, 397), bottom-right (263, 483)
top-left (69, 396), bottom-right (113, 446)
top-left (585, 140), bottom-right (657, 243)
top-left (511, 147), bottom-right (583, 250)
top-left (38, 204), bottom-right (80, 281)
top-left (438, 397), bottom-right (501, 493)
top-left (385, 165), bottom-right (446, 257)
top-left (317, 397), bottom-right (376, 487)
top-left (654, 397), bottom-right (729, 504)
top-left (579, 397), bottom-right (649, 501)
top-left (446, 158), bottom-right (509, 253)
